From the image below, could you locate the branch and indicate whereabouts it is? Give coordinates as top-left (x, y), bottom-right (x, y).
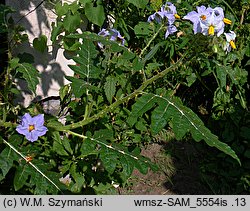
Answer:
top-left (52, 54), bottom-right (186, 131)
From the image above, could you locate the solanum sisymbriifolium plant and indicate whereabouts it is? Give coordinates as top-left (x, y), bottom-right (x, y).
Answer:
top-left (0, 0), bottom-right (249, 194)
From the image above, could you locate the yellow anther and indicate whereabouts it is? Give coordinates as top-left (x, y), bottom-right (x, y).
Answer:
top-left (28, 125), bottom-right (35, 132)
top-left (230, 40), bottom-right (236, 49)
top-left (223, 18), bottom-right (232, 25)
top-left (208, 25), bottom-right (215, 35)
top-left (174, 14), bottom-right (181, 19)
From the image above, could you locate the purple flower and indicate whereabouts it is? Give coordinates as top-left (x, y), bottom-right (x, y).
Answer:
top-left (148, 2), bottom-right (180, 24)
top-left (98, 28), bottom-right (110, 38)
top-left (147, 2), bottom-right (180, 39)
top-left (148, 11), bottom-right (166, 23)
top-left (98, 28), bottom-right (125, 47)
top-left (109, 29), bottom-right (125, 45)
top-left (165, 24), bottom-right (177, 38)
top-left (162, 2), bottom-right (180, 21)
top-left (16, 113), bottom-right (48, 142)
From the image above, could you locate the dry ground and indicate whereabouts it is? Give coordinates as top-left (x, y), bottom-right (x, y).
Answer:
top-left (118, 142), bottom-right (211, 195)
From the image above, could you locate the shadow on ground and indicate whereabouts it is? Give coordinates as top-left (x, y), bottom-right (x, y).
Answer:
top-left (119, 141), bottom-right (212, 195)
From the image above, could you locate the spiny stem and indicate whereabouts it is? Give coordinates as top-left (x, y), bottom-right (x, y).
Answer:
top-left (53, 54), bottom-right (186, 131)
top-left (67, 130), bottom-right (140, 161)
top-left (139, 24), bottom-right (164, 58)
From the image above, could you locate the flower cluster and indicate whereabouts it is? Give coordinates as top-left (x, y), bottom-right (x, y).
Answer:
top-left (183, 5), bottom-right (232, 37)
top-left (98, 28), bottom-right (125, 48)
top-left (183, 5), bottom-right (236, 52)
top-left (147, 2), bottom-right (180, 38)
top-left (148, 3), bottom-right (236, 52)
top-left (16, 113), bottom-right (48, 142)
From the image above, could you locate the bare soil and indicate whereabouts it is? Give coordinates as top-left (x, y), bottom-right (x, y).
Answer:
top-left (118, 142), bottom-right (211, 195)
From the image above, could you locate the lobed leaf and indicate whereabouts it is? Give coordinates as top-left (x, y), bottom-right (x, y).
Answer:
top-left (16, 63), bottom-right (40, 95)
top-left (128, 93), bottom-right (241, 164)
top-left (78, 134), bottom-right (158, 177)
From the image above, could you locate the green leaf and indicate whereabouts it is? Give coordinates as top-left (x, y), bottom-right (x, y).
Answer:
top-left (132, 57), bottom-right (145, 71)
top-left (14, 164), bottom-right (32, 191)
top-left (62, 137), bottom-right (73, 155)
top-left (126, 0), bottom-right (149, 8)
top-left (119, 156), bottom-right (134, 180)
top-left (63, 11), bottom-right (81, 32)
top-left (65, 76), bottom-right (87, 98)
top-left (128, 93), bottom-right (241, 164)
top-left (0, 147), bottom-right (17, 180)
top-left (16, 63), bottom-right (40, 95)
top-left (63, 38), bottom-right (81, 51)
top-left (85, 0), bottom-right (105, 26)
top-left (127, 93), bottom-right (156, 126)
top-left (79, 135), bottom-right (157, 177)
top-left (55, 2), bottom-right (69, 18)
top-left (134, 22), bottom-right (152, 37)
top-left (70, 40), bottom-right (100, 80)
top-left (52, 132), bottom-right (69, 156)
top-left (59, 84), bottom-right (70, 101)
top-left (51, 22), bottom-right (63, 43)
top-left (93, 129), bottom-right (114, 141)
top-left (100, 148), bottom-right (118, 174)
top-left (144, 41), bottom-right (167, 61)
top-left (104, 76), bottom-right (117, 103)
top-left (9, 57), bottom-right (20, 69)
top-left (2, 137), bottom-right (61, 194)
top-left (17, 52), bottom-right (35, 64)
top-left (216, 65), bottom-right (227, 88)
top-left (79, 0), bottom-right (92, 5)
top-left (70, 170), bottom-right (86, 193)
top-left (186, 73), bottom-right (197, 87)
top-left (80, 138), bottom-right (97, 157)
top-left (33, 35), bottom-right (47, 53)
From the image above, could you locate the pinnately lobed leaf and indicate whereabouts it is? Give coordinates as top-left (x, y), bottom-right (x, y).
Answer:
top-left (69, 40), bottom-right (100, 80)
top-left (16, 63), bottom-right (40, 95)
top-left (128, 93), bottom-right (241, 164)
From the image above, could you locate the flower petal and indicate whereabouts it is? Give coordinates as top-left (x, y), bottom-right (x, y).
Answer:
top-left (21, 113), bottom-right (33, 125)
top-left (16, 125), bottom-right (29, 136)
top-left (25, 131), bottom-right (39, 142)
top-left (35, 126), bottom-right (48, 137)
top-left (33, 114), bottom-right (45, 127)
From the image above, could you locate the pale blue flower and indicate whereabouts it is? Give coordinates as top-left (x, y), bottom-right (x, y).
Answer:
top-left (16, 113), bottom-right (48, 142)
top-left (98, 28), bottom-right (110, 37)
top-left (184, 6), bottom-right (232, 37)
top-left (148, 2), bottom-right (180, 24)
top-left (224, 31), bottom-right (236, 52)
top-left (200, 11), bottom-right (225, 37)
top-left (165, 24), bottom-right (177, 38)
top-left (98, 28), bottom-right (125, 47)
top-left (148, 2), bottom-right (180, 38)
top-left (109, 29), bottom-right (125, 46)
top-left (183, 6), bottom-right (213, 34)
top-left (148, 11), bottom-right (166, 23)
